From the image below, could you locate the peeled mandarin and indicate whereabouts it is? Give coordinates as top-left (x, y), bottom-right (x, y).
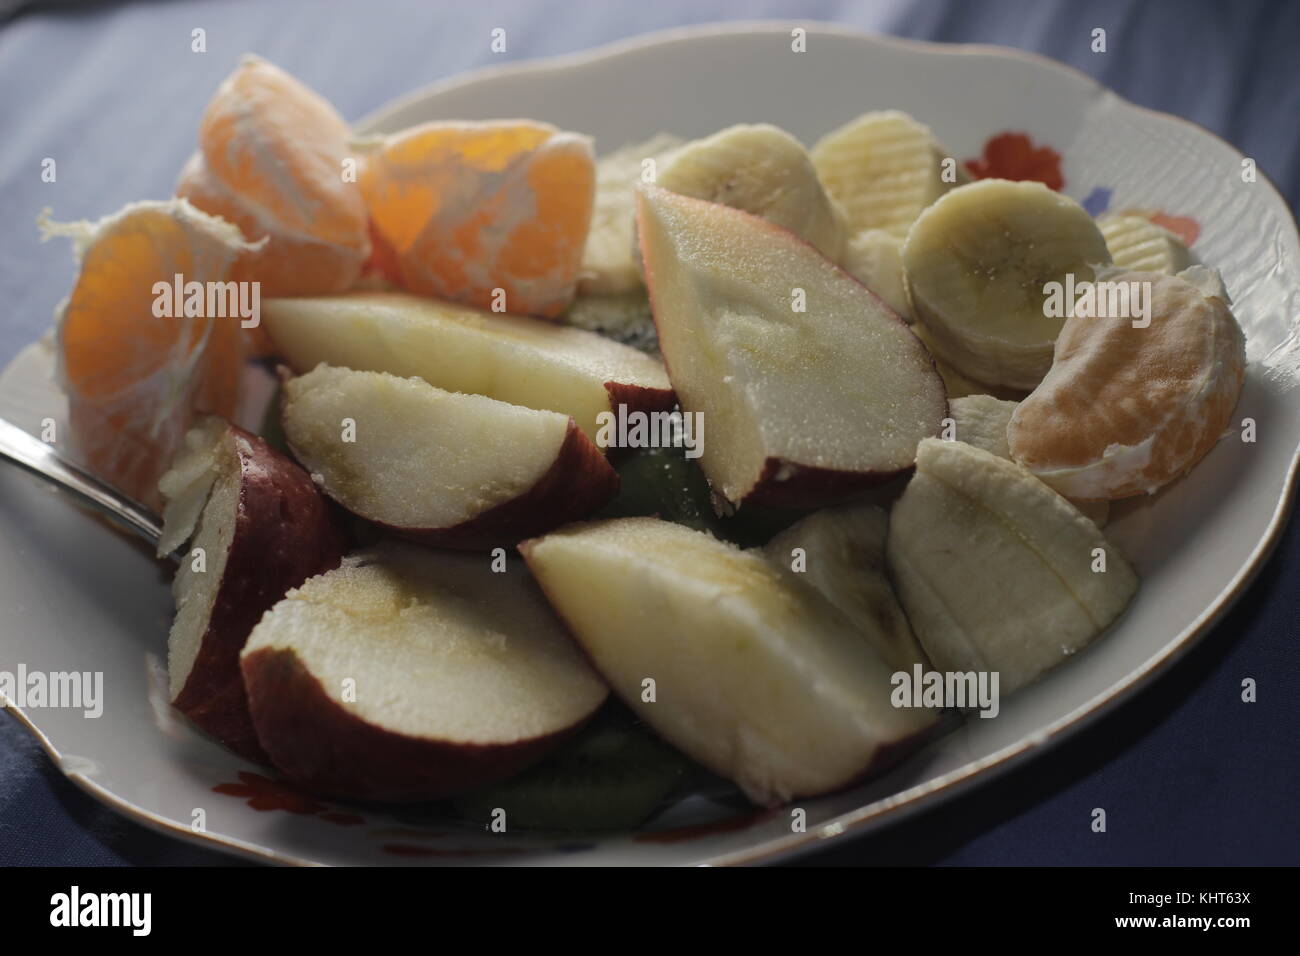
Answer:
top-left (42, 199), bottom-right (256, 507)
top-left (359, 120), bottom-right (595, 318)
top-left (179, 54), bottom-right (370, 316)
top-left (1008, 267), bottom-right (1246, 499)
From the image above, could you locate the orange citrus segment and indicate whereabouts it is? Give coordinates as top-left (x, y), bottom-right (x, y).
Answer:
top-left (359, 120), bottom-right (595, 318)
top-left (1007, 268), bottom-right (1246, 499)
top-left (197, 55), bottom-right (368, 249)
top-left (176, 151), bottom-right (368, 299)
top-left (42, 199), bottom-right (255, 508)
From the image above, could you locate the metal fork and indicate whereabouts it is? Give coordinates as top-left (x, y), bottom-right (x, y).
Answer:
top-left (0, 416), bottom-right (163, 548)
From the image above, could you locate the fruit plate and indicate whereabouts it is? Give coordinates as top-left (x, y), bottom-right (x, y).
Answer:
top-left (2, 21), bottom-right (1298, 866)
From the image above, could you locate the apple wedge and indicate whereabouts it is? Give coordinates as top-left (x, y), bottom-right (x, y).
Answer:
top-left (636, 185), bottom-right (947, 510)
top-left (520, 517), bottom-right (937, 807)
top-left (160, 417), bottom-right (345, 760)
top-left (281, 365), bottom-right (619, 549)
top-left (886, 439), bottom-right (1137, 695)
top-left (762, 504), bottom-right (928, 673)
top-left (261, 291), bottom-right (674, 441)
top-left (240, 540), bottom-right (608, 802)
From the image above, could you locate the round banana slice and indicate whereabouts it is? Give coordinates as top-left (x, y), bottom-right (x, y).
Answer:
top-left (652, 123), bottom-right (848, 261)
top-left (811, 110), bottom-right (962, 240)
top-left (903, 179), bottom-right (1112, 390)
top-left (1097, 211), bottom-right (1193, 274)
top-left (842, 228), bottom-right (911, 320)
top-left (912, 323), bottom-right (1029, 402)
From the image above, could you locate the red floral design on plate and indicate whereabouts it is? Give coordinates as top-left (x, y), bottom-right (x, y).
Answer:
top-left (1146, 211), bottom-right (1200, 246)
top-left (213, 771), bottom-right (365, 825)
top-left (965, 132), bottom-right (1064, 191)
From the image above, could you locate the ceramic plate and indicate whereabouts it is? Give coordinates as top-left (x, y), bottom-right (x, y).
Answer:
top-left (2, 22), bottom-right (1297, 866)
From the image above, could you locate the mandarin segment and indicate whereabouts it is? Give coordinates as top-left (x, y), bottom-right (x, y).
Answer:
top-left (197, 55), bottom-right (368, 248)
top-left (176, 151), bottom-right (368, 298)
top-left (179, 54), bottom-right (370, 320)
top-left (42, 199), bottom-right (254, 508)
top-left (359, 120), bottom-right (595, 318)
top-left (1007, 268), bottom-right (1246, 499)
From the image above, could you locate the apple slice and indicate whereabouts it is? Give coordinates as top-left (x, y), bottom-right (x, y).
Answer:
top-left (762, 504), bottom-right (928, 673)
top-left (240, 540), bottom-right (608, 802)
top-left (886, 438), bottom-right (1137, 695)
top-left (636, 185), bottom-right (947, 510)
top-left (160, 417), bottom-right (345, 760)
top-left (261, 291), bottom-right (674, 441)
top-left (281, 365), bottom-right (618, 549)
top-left (520, 517), bottom-right (937, 807)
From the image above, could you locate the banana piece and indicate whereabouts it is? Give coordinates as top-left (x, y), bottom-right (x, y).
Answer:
top-left (948, 395), bottom-right (1109, 526)
top-left (1097, 212), bottom-right (1192, 274)
top-left (650, 123), bottom-right (848, 262)
top-left (886, 438), bottom-right (1136, 695)
top-left (842, 229), bottom-right (911, 320)
top-left (948, 395), bottom-right (1017, 459)
top-left (762, 504), bottom-right (928, 673)
top-left (580, 133), bottom-right (683, 296)
top-left (562, 290), bottom-right (657, 354)
top-left (912, 324), bottom-right (1026, 401)
top-left (812, 110), bottom-right (963, 240)
top-left (903, 179), bottom-right (1112, 391)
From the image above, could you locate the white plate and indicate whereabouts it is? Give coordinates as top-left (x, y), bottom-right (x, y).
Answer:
top-left (2, 22), bottom-right (1297, 866)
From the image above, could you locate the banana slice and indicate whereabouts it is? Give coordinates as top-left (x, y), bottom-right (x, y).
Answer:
top-left (1097, 212), bottom-right (1192, 274)
top-left (580, 133), bottom-right (683, 296)
top-left (886, 438), bottom-right (1136, 695)
top-left (651, 123), bottom-right (848, 262)
top-left (811, 110), bottom-right (962, 240)
top-left (842, 229), bottom-right (911, 320)
top-left (562, 290), bottom-right (657, 352)
top-left (762, 504), bottom-right (928, 673)
top-left (948, 395), bottom-right (1109, 525)
top-left (912, 324), bottom-right (1026, 401)
top-left (903, 179), bottom-right (1112, 391)
top-left (948, 395), bottom-right (1017, 459)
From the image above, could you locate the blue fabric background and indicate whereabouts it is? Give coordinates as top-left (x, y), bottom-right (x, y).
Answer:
top-left (0, 0), bottom-right (1297, 866)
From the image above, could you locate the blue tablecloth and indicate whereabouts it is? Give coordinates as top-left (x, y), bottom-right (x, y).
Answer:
top-left (1, 0), bottom-right (1297, 866)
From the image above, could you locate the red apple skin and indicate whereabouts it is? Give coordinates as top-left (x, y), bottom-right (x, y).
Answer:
top-left (172, 427), bottom-right (346, 762)
top-left (287, 417), bottom-right (620, 551)
top-left (602, 379), bottom-right (677, 419)
top-left (636, 187), bottom-right (948, 512)
top-left (241, 646), bottom-right (593, 802)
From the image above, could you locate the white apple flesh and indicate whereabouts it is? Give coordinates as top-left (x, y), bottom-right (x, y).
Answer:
top-left (281, 365), bottom-right (619, 549)
top-left (261, 291), bottom-right (674, 442)
top-left (240, 540), bottom-right (609, 802)
top-left (520, 517), bottom-right (938, 807)
top-left (161, 419), bottom-right (345, 761)
top-left (636, 185), bottom-right (947, 510)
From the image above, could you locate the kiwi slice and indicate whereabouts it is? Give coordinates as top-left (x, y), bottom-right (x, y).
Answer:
top-left (452, 706), bottom-right (690, 832)
top-left (595, 446), bottom-right (721, 534)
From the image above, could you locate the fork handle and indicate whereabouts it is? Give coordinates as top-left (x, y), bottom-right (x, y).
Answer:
top-left (0, 417), bottom-right (164, 548)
